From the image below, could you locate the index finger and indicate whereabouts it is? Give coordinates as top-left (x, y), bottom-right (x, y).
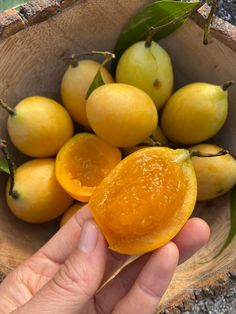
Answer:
top-left (38, 204), bottom-right (92, 264)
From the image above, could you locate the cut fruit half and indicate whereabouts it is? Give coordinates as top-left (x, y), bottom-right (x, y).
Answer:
top-left (56, 133), bottom-right (121, 202)
top-left (89, 147), bottom-right (197, 255)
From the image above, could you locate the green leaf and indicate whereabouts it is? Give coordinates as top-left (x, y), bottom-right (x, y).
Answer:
top-left (198, 187), bottom-right (236, 264)
top-left (0, 159), bottom-right (10, 174)
top-left (86, 70), bottom-right (105, 99)
top-left (0, 0), bottom-right (28, 12)
top-left (86, 51), bottom-right (115, 99)
top-left (214, 186), bottom-right (236, 257)
top-left (113, 0), bottom-right (200, 69)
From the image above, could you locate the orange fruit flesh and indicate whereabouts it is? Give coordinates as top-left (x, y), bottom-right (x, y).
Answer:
top-left (89, 147), bottom-right (197, 255)
top-left (56, 133), bottom-right (121, 202)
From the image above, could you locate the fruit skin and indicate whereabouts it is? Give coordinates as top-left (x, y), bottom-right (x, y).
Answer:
top-left (116, 41), bottom-right (173, 110)
top-left (122, 126), bottom-right (168, 157)
top-left (56, 133), bottom-right (121, 202)
top-left (190, 144), bottom-right (236, 201)
top-left (89, 147), bottom-right (197, 255)
top-left (7, 96), bottom-right (74, 157)
top-left (61, 60), bottom-right (114, 129)
top-left (60, 203), bottom-right (83, 227)
top-left (161, 83), bottom-right (228, 144)
top-left (86, 83), bottom-right (158, 147)
top-left (6, 159), bottom-right (73, 223)
top-left (152, 125), bottom-right (168, 145)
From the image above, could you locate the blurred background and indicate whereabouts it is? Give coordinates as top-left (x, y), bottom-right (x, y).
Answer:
top-left (216, 0), bottom-right (236, 25)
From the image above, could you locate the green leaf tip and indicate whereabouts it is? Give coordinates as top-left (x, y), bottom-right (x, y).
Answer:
top-left (216, 186), bottom-right (236, 257)
top-left (0, 159), bottom-right (10, 174)
top-left (86, 70), bottom-right (105, 99)
top-left (86, 51), bottom-right (115, 99)
top-left (199, 185), bottom-right (236, 264)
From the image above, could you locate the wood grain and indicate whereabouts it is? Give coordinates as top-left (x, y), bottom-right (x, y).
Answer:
top-left (0, 1), bottom-right (235, 313)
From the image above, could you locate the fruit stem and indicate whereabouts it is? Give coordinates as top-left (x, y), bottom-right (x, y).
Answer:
top-left (190, 149), bottom-right (229, 158)
top-left (0, 139), bottom-right (18, 200)
top-left (64, 51), bottom-right (115, 67)
top-left (221, 81), bottom-right (234, 91)
top-left (0, 100), bottom-right (15, 116)
top-left (203, 0), bottom-right (218, 45)
top-left (70, 54), bottom-right (79, 68)
top-left (145, 8), bottom-right (197, 48)
top-left (99, 51), bottom-right (116, 67)
top-left (149, 135), bottom-right (162, 146)
top-left (137, 136), bottom-right (162, 147)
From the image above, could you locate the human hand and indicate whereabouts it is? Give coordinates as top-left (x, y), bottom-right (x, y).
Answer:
top-left (0, 205), bottom-right (210, 314)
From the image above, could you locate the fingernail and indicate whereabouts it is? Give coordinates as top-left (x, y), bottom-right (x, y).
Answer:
top-left (78, 220), bottom-right (99, 254)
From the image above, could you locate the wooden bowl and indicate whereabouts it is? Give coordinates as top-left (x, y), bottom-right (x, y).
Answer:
top-left (0, 1), bottom-right (236, 312)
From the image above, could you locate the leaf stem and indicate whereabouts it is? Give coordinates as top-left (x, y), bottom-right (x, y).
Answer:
top-left (137, 138), bottom-right (162, 147)
top-left (203, 0), bottom-right (218, 45)
top-left (190, 149), bottom-right (229, 158)
top-left (63, 51), bottom-right (115, 67)
top-left (0, 100), bottom-right (15, 116)
top-left (70, 54), bottom-right (79, 68)
top-left (145, 8), bottom-right (198, 48)
top-left (0, 140), bottom-right (18, 200)
top-left (99, 52), bottom-right (116, 67)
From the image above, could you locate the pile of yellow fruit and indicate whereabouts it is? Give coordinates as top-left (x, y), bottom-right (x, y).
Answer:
top-left (2, 37), bottom-right (235, 255)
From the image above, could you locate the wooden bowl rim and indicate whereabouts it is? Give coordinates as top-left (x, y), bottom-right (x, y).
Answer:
top-left (0, 1), bottom-right (235, 51)
top-left (0, 1), bottom-right (236, 313)
top-left (159, 262), bottom-right (236, 313)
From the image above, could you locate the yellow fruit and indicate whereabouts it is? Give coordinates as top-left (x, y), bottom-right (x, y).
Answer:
top-left (56, 133), bottom-right (121, 202)
top-left (61, 60), bottom-right (114, 129)
top-left (116, 41), bottom-right (173, 110)
top-left (161, 82), bottom-right (229, 144)
top-left (6, 96), bottom-right (74, 157)
top-left (89, 147), bottom-right (197, 255)
top-left (152, 125), bottom-right (168, 145)
top-left (86, 83), bottom-right (158, 147)
top-left (122, 126), bottom-right (168, 157)
top-left (60, 203), bottom-right (83, 227)
top-left (6, 159), bottom-right (73, 223)
top-left (190, 144), bottom-right (236, 201)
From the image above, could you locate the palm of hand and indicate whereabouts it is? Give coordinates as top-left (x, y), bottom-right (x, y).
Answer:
top-left (0, 205), bottom-right (210, 314)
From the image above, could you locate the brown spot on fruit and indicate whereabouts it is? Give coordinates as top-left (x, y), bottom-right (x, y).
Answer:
top-left (153, 79), bottom-right (162, 88)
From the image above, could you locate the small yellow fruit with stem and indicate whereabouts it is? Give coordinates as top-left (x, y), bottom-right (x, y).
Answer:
top-left (86, 83), bottom-right (158, 147)
top-left (190, 144), bottom-right (236, 201)
top-left (0, 96), bottom-right (74, 158)
top-left (5, 158), bottom-right (73, 223)
top-left (116, 9), bottom-right (197, 111)
top-left (60, 203), bottom-right (84, 227)
top-left (161, 81), bottom-right (234, 144)
top-left (116, 40), bottom-right (173, 111)
top-left (61, 52), bottom-right (114, 130)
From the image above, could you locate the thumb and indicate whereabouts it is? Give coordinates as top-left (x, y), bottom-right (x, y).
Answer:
top-left (18, 220), bottom-right (107, 314)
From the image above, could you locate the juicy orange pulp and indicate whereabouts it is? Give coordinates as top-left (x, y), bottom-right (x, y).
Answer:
top-left (56, 133), bottom-right (121, 202)
top-left (89, 147), bottom-right (197, 255)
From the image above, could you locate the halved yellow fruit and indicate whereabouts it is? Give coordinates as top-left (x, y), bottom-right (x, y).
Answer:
top-left (89, 147), bottom-right (197, 255)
